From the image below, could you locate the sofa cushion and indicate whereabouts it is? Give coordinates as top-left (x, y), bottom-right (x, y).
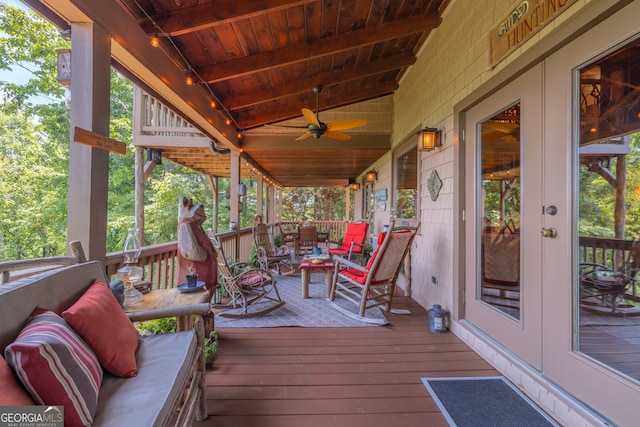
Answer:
top-left (0, 354), bottom-right (35, 406)
top-left (93, 331), bottom-right (197, 427)
top-left (4, 308), bottom-right (102, 427)
top-left (62, 280), bottom-right (139, 377)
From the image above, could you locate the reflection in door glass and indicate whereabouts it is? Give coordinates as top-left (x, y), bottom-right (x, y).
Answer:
top-left (576, 37), bottom-right (640, 383)
top-left (479, 103), bottom-right (521, 320)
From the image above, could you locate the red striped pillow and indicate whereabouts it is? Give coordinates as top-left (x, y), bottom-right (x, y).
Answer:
top-left (4, 308), bottom-right (102, 427)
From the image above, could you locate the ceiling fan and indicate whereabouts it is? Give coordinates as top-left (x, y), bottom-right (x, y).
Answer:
top-left (293, 85), bottom-right (368, 141)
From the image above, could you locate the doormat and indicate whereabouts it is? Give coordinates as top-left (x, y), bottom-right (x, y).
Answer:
top-left (421, 376), bottom-right (559, 427)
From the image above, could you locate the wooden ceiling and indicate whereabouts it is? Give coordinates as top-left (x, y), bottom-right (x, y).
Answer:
top-left (35, 0), bottom-right (449, 187)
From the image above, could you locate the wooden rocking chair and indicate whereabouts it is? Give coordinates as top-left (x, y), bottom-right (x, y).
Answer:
top-left (327, 221), bottom-right (369, 262)
top-left (329, 220), bottom-right (420, 318)
top-left (211, 236), bottom-right (285, 318)
top-left (253, 223), bottom-right (295, 275)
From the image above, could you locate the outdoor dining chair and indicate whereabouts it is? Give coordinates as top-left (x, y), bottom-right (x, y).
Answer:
top-left (211, 236), bottom-right (285, 318)
top-left (329, 220), bottom-right (420, 318)
top-left (295, 224), bottom-right (318, 257)
top-left (253, 223), bottom-right (295, 276)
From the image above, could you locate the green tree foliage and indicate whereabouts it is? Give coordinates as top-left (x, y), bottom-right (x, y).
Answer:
top-left (281, 187), bottom-right (347, 221)
top-left (0, 4), bottom-right (69, 260)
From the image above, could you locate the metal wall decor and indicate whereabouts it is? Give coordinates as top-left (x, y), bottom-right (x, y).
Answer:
top-left (427, 170), bottom-right (442, 201)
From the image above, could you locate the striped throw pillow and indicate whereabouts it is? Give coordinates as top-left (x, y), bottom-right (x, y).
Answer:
top-left (4, 308), bottom-right (103, 427)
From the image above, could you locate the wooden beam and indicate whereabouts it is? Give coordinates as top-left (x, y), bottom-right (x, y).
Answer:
top-left (197, 13), bottom-right (441, 83)
top-left (241, 134), bottom-right (390, 151)
top-left (226, 53), bottom-right (416, 110)
top-left (235, 82), bottom-right (398, 128)
top-left (140, 0), bottom-right (312, 37)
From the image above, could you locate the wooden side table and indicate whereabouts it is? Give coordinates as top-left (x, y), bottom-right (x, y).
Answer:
top-left (124, 287), bottom-right (211, 331)
top-left (299, 259), bottom-right (334, 298)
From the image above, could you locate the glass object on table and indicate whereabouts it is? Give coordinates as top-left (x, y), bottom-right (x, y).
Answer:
top-left (117, 227), bottom-right (145, 304)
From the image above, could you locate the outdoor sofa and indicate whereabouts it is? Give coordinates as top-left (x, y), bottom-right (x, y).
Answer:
top-left (0, 260), bottom-right (209, 426)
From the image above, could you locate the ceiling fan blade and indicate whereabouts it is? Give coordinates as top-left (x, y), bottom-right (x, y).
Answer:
top-left (295, 132), bottom-right (313, 141)
top-left (324, 130), bottom-right (351, 141)
top-left (327, 119), bottom-right (368, 131)
top-left (302, 108), bottom-right (320, 127)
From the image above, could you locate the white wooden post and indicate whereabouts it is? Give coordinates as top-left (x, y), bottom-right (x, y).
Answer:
top-left (256, 175), bottom-right (264, 219)
top-left (229, 151), bottom-right (240, 230)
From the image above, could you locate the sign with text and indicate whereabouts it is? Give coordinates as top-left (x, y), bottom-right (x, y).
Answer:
top-left (0, 406), bottom-right (64, 427)
top-left (489, 0), bottom-right (577, 67)
top-left (73, 127), bottom-right (127, 155)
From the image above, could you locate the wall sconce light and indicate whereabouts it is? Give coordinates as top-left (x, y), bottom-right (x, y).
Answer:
top-left (366, 170), bottom-right (377, 182)
top-left (350, 182), bottom-right (361, 191)
top-left (418, 128), bottom-right (442, 152)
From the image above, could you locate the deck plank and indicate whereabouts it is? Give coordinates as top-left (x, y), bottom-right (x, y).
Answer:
top-left (195, 296), bottom-right (498, 427)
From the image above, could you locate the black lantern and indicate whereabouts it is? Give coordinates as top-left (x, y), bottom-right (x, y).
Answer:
top-left (427, 304), bottom-right (447, 333)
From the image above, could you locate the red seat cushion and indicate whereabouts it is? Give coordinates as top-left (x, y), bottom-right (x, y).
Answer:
top-left (340, 268), bottom-right (368, 284)
top-left (329, 222), bottom-right (368, 255)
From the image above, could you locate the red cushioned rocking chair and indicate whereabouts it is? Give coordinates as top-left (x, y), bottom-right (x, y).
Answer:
top-left (329, 219), bottom-right (420, 318)
top-left (327, 221), bottom-right (369, 263)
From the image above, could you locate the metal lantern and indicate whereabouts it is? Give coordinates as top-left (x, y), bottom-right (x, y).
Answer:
top-left (427, 304), bottom-right (447, 333)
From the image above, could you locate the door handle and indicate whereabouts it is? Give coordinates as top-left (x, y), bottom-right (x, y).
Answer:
top-left (541, 227), bottom-right (557, 238)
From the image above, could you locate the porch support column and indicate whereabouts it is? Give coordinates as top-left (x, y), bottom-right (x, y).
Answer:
top-left (207, 175), bottom-right (219, 233)
top-left (67, 22), bottom-right (111, 262)
top-left (266, 185), bottom-right (274, 224)
top-left (135, 146), bottom-right (145, 242)
top-left (278, 188), bottom-right (283, 222)
top-left (229, 151), bottom-right (241, 230)
top-left (256, 175), bottom-right (264, 220)
top-left (345, 187), bottom-right (351, 221)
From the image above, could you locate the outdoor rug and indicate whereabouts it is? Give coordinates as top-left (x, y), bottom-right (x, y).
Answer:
top-left (214, 272), bottom-right (388, 327)
top-left (421, 376), bottom-right (559, 427)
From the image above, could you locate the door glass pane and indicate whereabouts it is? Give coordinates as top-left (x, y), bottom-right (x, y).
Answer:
top-left (576, 37), bottom-right (640, 382)
top-left (479, 103), bottom-right (521, 320)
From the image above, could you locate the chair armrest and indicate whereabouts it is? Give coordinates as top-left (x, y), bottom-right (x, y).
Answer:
top-left (348, 242), bottom-right (364, 251)
top-left (276, 245), bottom-right (291, 256)
top-left (333, 255), bottom-right (368, 272)
top-left (127, 303), bottom-right (211, 323)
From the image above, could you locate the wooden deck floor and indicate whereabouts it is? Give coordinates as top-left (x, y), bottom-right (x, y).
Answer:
top-left (195, 296), bottom-right (499, 427)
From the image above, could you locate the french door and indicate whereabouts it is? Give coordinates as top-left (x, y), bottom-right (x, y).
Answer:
top-left (464, 65), bottom-right (543, 369)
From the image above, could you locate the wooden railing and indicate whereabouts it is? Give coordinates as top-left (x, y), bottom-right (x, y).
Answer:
top-left (104, 227), bottom-right (254, 289)
top-left (279, 220), bottom-right (347, 243)
top-left (579, 236), bottom-right (640, 301)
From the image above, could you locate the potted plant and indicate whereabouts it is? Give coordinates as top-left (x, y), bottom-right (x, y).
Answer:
top-left (204, 330), bottom-right (219, 366)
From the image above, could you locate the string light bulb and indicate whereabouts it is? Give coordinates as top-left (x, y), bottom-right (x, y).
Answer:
top-left (225, 118), bottom-right (231, 126)
top-left (185, 70), bottom-right (194, 86)
top-left (210, 100), bottom-right (217, 109)
top-left (150, 33), bottom-right (160, 48)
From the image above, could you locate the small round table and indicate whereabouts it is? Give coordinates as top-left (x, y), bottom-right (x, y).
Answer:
top-left (299, 258), bottom-right (334, 298)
